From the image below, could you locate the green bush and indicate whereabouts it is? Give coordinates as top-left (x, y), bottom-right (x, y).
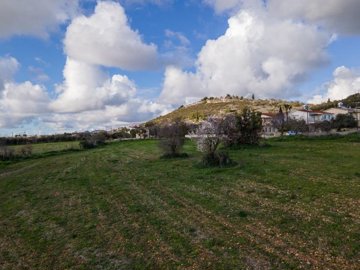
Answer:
top-left (79, 133), bottom-right (106, 149)
top-left (158, 119), bottom-right (188, 158)
top-left (0, 145), bottom-right (15, 160)
top-left (201, 150), bottom-right (233, 168)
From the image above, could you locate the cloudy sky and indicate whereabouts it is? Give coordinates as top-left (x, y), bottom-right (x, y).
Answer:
top-left (1, 0), bottom-right (360, 135)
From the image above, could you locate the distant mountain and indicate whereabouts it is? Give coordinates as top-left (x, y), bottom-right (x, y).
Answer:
top-left (146, 96), bottom-right (303, 125)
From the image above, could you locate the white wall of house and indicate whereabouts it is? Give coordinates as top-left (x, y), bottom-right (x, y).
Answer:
top-left (324, 108), bottom-right (348, 115)
top-left (289, 110), bottom-right (334, 124)
top-left (289, 110), bottom-right (312, 124)
top-left (325, 107), bottom-right (360, 127)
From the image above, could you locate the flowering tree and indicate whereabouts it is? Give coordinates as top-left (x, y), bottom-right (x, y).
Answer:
top-left (196, 118), bottom-right (222, 154)
top-left (195, 117), bottom-right (231, 167)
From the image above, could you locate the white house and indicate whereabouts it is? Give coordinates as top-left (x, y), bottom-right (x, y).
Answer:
top-left (261, 113), bottom-right (278, 134)
top-left (289, 109), bottom-right (334, 124)
top-left (325, 107), bottom-right (360, 127)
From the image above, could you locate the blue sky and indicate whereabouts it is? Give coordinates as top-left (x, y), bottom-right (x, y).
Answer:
top-left (1, 0), bottom-right (360, 136)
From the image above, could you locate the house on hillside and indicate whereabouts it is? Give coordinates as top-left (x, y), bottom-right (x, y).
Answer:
top-left (325, 107), bottom-right (360, 127)
top-left (261, 113), bottom-right (278, 135)
top-left (289, 109), bottom-right (334, 124)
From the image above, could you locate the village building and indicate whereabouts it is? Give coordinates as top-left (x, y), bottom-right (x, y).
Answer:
top-left (261, 113), bottom-right (278, 135)
top-left (325, 107), bottom-right (360, 127)
top-left (289, 109), bottom-right (334, 125)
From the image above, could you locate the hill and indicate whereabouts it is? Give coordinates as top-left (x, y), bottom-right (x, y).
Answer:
top-left (311, 93), bottom-right (360, 111)
top-left (0, 137), bottom-right (359, 269)
top-left (148, 97), bottom-right (303, 125)
top-left (147, 93), bottom-right (360, 126)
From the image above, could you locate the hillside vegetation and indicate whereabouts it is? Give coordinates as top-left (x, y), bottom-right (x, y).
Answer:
top-left (311, 93), bottom-right (360, 111)
top-left (148, 97), bottom-right (303, 125)
top-left (1, 137), bottom-right (359, 269)
top-left (148, 93), bottom-right (360, 126)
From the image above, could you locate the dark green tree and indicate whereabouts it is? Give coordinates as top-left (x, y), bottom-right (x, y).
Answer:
top-left (223, 107), bottom-right (262, 146)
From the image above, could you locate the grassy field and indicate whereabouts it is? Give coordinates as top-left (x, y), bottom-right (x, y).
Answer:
top-left (11, 141), bottom-right (80, 155)
top-left (0, 137), bottom-right (359, 269)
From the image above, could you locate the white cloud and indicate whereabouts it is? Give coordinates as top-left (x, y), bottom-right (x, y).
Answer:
top-left (165, 30), bottom-right (190, 47)
top-left (204, 0), bottom-right (360, 35)
top-left (203, 0), bottom-right (243, 14)
top-left (65, 1), bottom-right (158, 71)
top-left (308, 66), bottom-right (360, 104)
top-left (0, 81), bottom-right (50, 128)
top-left (47, 1), bottom-right (170, 130)
top-left (51, 58), bottom-right (137, 113)
top-left (44, 99), bottom-right (171, 132)
top-left (0, 57), bottom-right (19, 90)
top-left (122, 0), bottom-right (172, 6)
top-left (268, 0), bottom-right (360, 35)
top-left (0, 56), bottom-right (50, 128)
top-left (0, 0), bottom-right (78, 38)
top-left (162, 30), bottom-right (193, 68)
top-left (28, 66), bottom-right (50, 82)
top-left (41, 0), bottom-right (170, 131)
top-left (160, 9), bottom-right (330, 105)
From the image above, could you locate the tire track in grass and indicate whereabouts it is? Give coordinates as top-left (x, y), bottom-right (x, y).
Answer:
top-left (183, 178), bottom-right (358, 267)
top-left (160, 186), bottom-right (303, 268)
top-left (140, 182), bottom-right (294, 268)
top-left (103, 182), bottom-right (182, 267)
top-left (174, 181), bottom-right (358, 269)
top-left (156, 183), bottom-right (354, 269)
top-left (0, 162), bottom-right (41, 178)
top-left (124, 180), bottom-right (221, 269)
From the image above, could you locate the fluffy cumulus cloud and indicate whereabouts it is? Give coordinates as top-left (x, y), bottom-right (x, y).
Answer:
top-left (48, 56), bottom-right (170, 130)
top-left (0, 57), bottom-right (50, 128)
top-left (205, 0), bottom-right (360, 35)
top-left (160, 8), bottom-right (330, 105)
top-left (44, 1), bottom-right (170, 131)
top-left (45, 99), bottom-right (171, 132)
top-left (51, 57), bottom-right (137, 113)
top-left (0, 1), bottom-right (168, 131)
top-left (309, 66), bottom-right (360, 104)
top-left (268, 0), bottom-right (360, 35)
top-left (0, 0), bottom-right (78, 38)
top-left (65, 1), bottom-right (158, 70)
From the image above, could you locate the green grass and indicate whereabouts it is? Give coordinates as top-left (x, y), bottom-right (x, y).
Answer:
top-left (11, 141), bottom-right (80, 155)
top-left (0, 138), bottom-right (359, 269)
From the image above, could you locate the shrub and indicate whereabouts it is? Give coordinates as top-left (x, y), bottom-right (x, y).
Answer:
top-left (195, 117), bottom-right (233, 167)
top-left (285, 118), bottom-right (308, 133)
top-left (223, 107), bottom-right (262, 146)
top-left (200, 151), bottom-right (232, 168)
top-left (0, 145), bottom-right (15, 160)
top-left (79, 132), bottom-right (106, 149)
top-left (332, 114), bottom-right (357, 131)
top-left (158, 119), bottom-right (188, 158)
top-left (315, 120), bottom-right (332, 133)
top-left (19, 144), bottom-right (33, 157)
